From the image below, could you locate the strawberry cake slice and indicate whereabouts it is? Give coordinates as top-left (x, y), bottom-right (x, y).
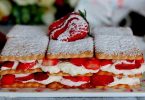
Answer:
top-left (0, 36), bottom-right (49, 75)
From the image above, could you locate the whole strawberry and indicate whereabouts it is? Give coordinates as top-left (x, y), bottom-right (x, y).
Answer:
top-left (48, 10), bottom-right (89, 42)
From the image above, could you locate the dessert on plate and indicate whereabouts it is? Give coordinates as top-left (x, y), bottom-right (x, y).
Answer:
top-left (0, 11), bottom-right (144, 90)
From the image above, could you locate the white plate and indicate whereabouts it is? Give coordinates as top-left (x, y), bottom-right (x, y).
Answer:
top-left (0, 87), bottom-right (145, 97)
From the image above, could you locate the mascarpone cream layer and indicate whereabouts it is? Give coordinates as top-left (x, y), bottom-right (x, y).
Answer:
top-left (108, 77), bottom-right (140, 86)
top-left (22, 76), bottom-right (87, 86)
top-left (41, 62), bottom-right (99, 76)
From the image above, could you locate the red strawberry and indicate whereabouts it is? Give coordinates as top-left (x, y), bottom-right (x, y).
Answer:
top-left (90, 75), bottom-right (114, 86)
top-left (1, 61), bottom-right (14, 68)
top-left (48, 11), bottom-right (89, 42)
top-left (42, 58), bottom-right (59, 66)
top-left (34, 72), bottom-right (49, 81)
top-left (126, 60), bottom-right (134, 63)
top-left (48, 14), bottom-right (69, 32)
top-left (16, 74), bottom-right (34, 81)
top-left (135, 58), bottom-right (144, 64)
top-left (115, 63), bottom-right (141, 70)
top-left (1, 74), bottom-right (15, 85)
top-left (100, 60), bottom-right (113, 66)
top-left (70, 58), bottom-right (87, 66)
top-left (16, 61), bottom-right (36, 70)
top-left (63, 76), bottom-right (90, 82)
top-left (83, 58), bottom-right (100, 70)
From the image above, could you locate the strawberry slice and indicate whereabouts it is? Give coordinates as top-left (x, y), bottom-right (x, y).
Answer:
top-left (1, 61), bottom-right (14, 68)
top-left (16, 74), bottom-right (34, 81)
top-left (16, 61), bottom-right (36, 70)
top-left (34, 72), bottom-right (49, 81)
top-left (1, 74), bottom-right (15, 85)
top-left (90, 75), bottom-right (114, 86)
top-left (100, 60), bottom-right (113, 66)
top-left (70, 58), bottom-right (87, 66)
top-left (115, 63), bottom-right (141, 70)
top-left (63, 76), bottom-right (90, 82)
top-left (83, 58), bottom-right (100, 70)
top-left (42, 58), bottom-right (59, 66)
top-left (135, 58), bottom-right (144, 64)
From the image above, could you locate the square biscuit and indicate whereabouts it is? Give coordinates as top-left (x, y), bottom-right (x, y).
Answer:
top-left (0, 36), bottom-right (49, 61)
top-left (94, 35), bottom-right (143, 60)
top-left (47, 37), bottom-right (94, 59)
top-left (7, 25), bottom-right (48, 38)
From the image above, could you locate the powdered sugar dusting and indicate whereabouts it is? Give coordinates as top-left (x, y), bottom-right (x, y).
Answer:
top-left (1, 37), bottom-right (48, 57)
top-left (94, 35), bottom-right (142, 56)
top-left (48, 37), bottom-right (93, 54)
top-left (7, 25), bottom-right (48, 38)
top-left (92, 27), bottom-right (133, 36)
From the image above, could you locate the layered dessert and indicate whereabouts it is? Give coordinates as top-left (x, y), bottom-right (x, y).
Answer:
top-left (0, 11), bottom-right (144, 90)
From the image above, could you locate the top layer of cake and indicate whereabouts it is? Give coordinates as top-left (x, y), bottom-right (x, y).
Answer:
top-left (7, 25), bottom-right (47, 38)
top-left (47, 37), bottom-right (94, 58)
top-left (0, 37), bottom-right (49, 61)
top-left (94, 35), bottom-right (143, 60)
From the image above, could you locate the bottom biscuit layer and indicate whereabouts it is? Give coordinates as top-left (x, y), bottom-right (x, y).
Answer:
top-left (1, 82), bottom-right (140, 90)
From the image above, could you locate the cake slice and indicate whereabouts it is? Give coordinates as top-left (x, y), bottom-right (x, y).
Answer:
top-left (47, 37), bottom-right (94, 58)
top-left (0, 37), bottom-right (48, 75)
top-left (7, 25), bottom-right (47, 38)
top-left (93, 27), bottom-right (145, 78)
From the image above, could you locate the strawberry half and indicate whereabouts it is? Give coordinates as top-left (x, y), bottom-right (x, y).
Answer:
top-left (83, 58), bottom-right (100, 70)
top-left (48, 11), bottom-right (89, 42)
top-left (115, 63), bottom-right (141, 70)
top-left (34, 72), bottom-right (49, 81)
top-left (1, 74), bottom-right (15, 85)
top-left (90, 75), bottom-right (114, 86)
top-left (16, 74), bottom-right (34, 81)
top-left (1, 61), bottom-right (14, 68)
top-left (70, 58), bottom-right (87, 66)
top-left (42, 58), bottom-right (59, 66)
top-left (16, 61), bottom-right (36, 70)
top-left (63, 76), bottom-right (90, 82)
top-left (100, 60), bottom-right (113, 66)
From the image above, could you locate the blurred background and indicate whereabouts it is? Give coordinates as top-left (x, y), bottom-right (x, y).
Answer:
top-left (0, 0), bottom-right (145, 36)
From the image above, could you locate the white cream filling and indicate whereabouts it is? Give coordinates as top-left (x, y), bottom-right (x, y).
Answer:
top-left (41, 65), bottom-right (60, 73)
top-left (41, 62), bottom-right (99, 76)
top-left (23, 76), bottom-right (62, 85)
top-left (60, 78), bottom-right (87, 86)
top-left (22, 75), bottom-right (88, 86)
top-left (101, 63), bottom-right (145, 75)
top-left (19, 60), bottom-right (36, 63)
top-left (15, 73), bottom-right (31, 77)
top-left (108, 77), bottom-right (140, 86)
